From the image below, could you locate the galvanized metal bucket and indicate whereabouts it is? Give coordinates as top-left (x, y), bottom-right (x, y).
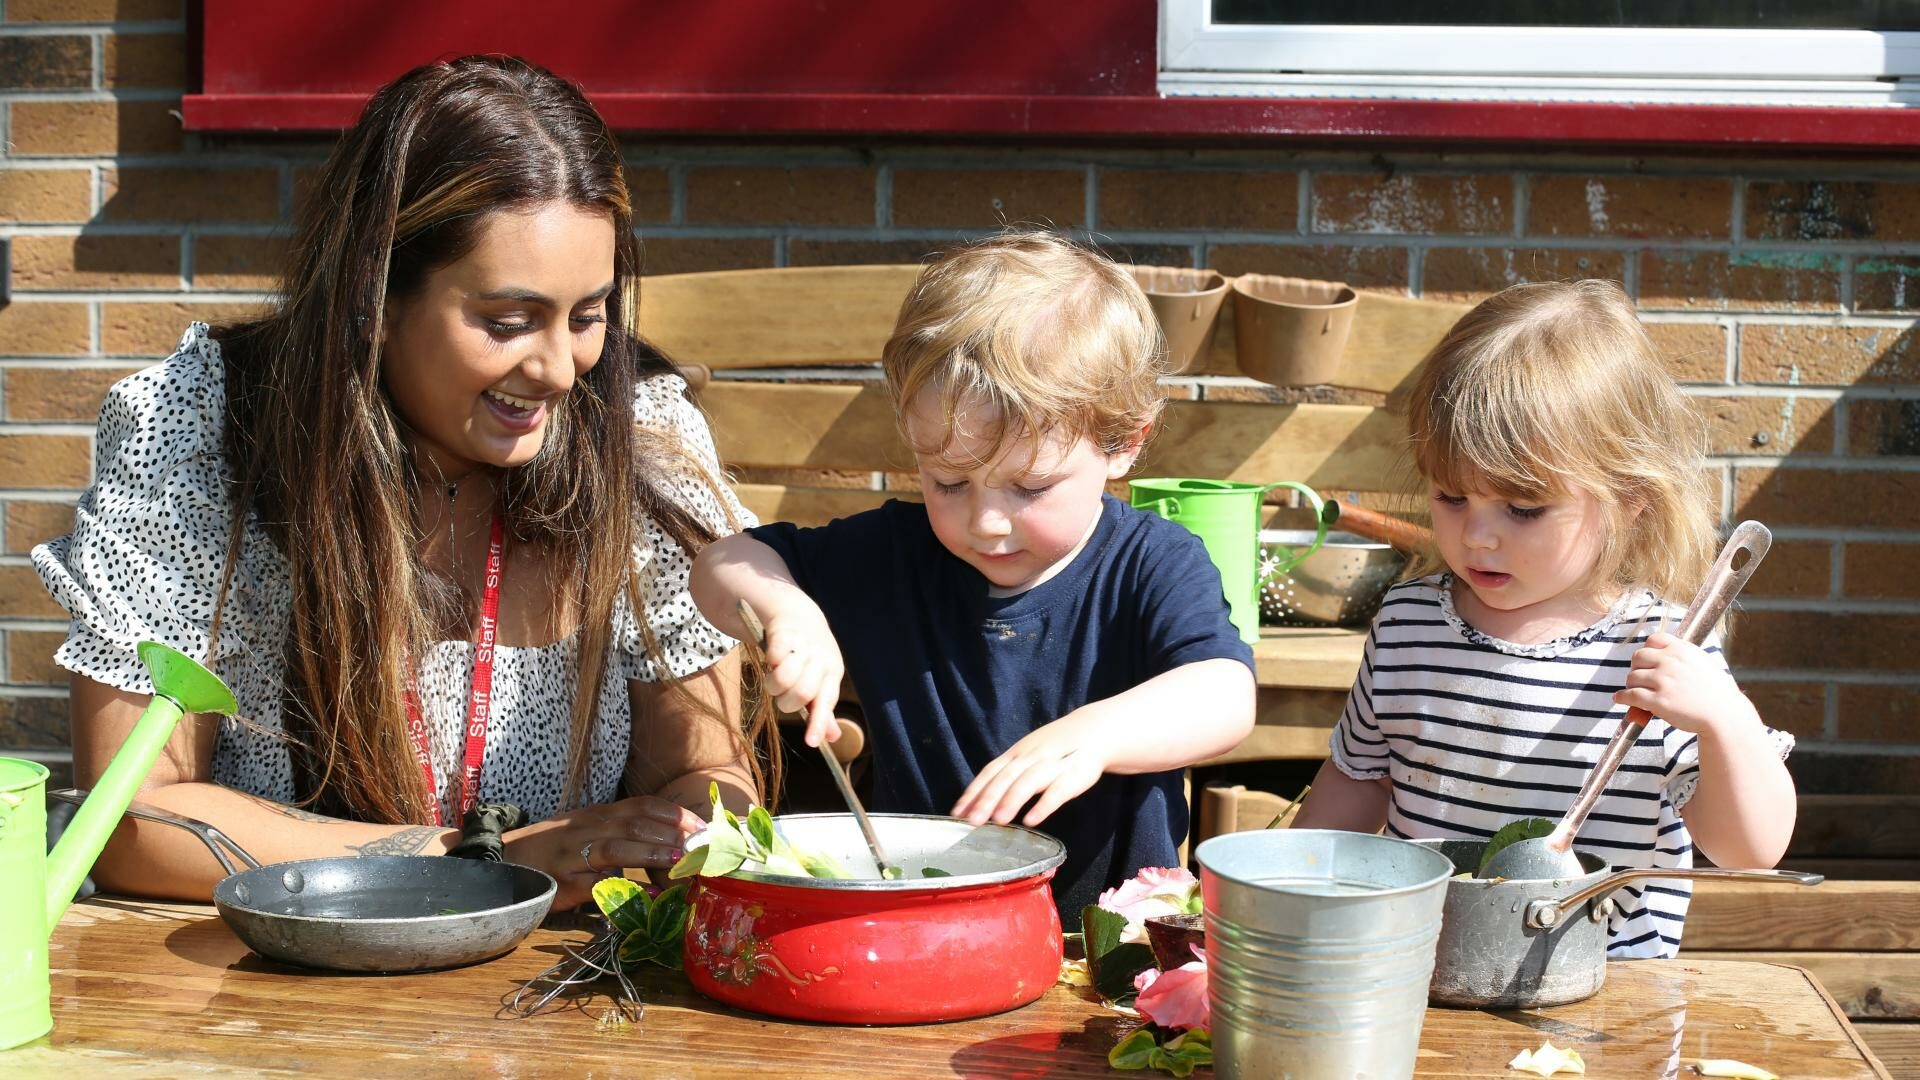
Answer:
top-left (1196, 830), bottom-right (1454, 1080)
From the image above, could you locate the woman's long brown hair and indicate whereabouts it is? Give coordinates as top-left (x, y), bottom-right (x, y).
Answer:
top-left (210, 55), bottom-right (777, 823)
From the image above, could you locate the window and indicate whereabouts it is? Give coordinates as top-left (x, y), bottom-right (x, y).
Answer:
top-left (1161, 0), bottom-right (1920, 105)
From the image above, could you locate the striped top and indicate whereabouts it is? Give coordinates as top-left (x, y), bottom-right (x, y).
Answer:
top-left (1330, 575), bottom-right (1793, 959)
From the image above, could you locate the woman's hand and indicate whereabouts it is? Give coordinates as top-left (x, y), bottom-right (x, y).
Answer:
top-left (760, 604), bottom-right (846, 749)
top-left (950, 711), bottom-right (1110, 828)
top-left (1615, 632), bottom-right (1759, 735)
top-left (502, 795), bottom-right (706, 909)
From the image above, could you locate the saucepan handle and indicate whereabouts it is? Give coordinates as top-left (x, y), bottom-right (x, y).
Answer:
top-left (49, 786), bottom-right (262, 875)
top-left (1524, 866), bottom-right (1823, 930)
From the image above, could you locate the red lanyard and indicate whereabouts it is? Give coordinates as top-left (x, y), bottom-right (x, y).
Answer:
top-left (406, 512), bottom-right (506, 827)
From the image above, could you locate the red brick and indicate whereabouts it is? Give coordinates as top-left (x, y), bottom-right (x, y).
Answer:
top-left (1530, 175), bottom-right (1732, 240)
top-left (685, 167), bottom-right (874, 227)
top-left (1692, 394), bottom-right (1835, 456)
top-left (0, 435), bottom-right (91, 488)
top-left (7, 630), bottom-right (66, 686)
top-left (1421, 247), bottom-right (1624, 304)
top-left (1312, 173), bottom-right (1510, 235)
top-left (7, 0), bottom-right (179, 18)
top-left (5, 500), bottom-right (76, 554)
top-left (785, 238), bottom-right (941, 268)
top-left (1844, 542), bottom-right (1920, 600)
top-left (9, 234), bottom-right (179, 290)
top-left (5, 366), bottom-right (141, 422)
top-left (1734, 466), bottom-right (1920, 530)
top-left (1741, 681), bottom-right (1827, 740)
top-left (1639, 250), bottom-right (1841, 312)
top-left (1101, 169), bottom-right (1296, 232)
top-left (636, 237), bottom-right (775, 276)
top-left (1745, 180), bottom-right (1920, 243)
top-left (0, 170), bottom-right (92, 223)
top-left (623, 167), bottom-right (672, 226)
top-left (0, 694), bottom-right (68, 750)
top-left (101, 302), bottom-right (265, 355)
top-left (1644, 321), bottom-right (1729, 383)
top-left (0, 304), bottom-right (90, 356)
top-left (1849, 400), bottom-right (1920, 457)
top-left (1207, 243), bottom-right (1409, 292)
top-left (0, 566), bottom-right (66, 619)
top-left (1728, 610), bottom-right (1920, 672)
top-left (894, 168), bottom-right (1086, 229)
top-left (8, 99), bottom-right (184, 156)
top-left (102, 32), bottom-right (186, 89)
top-left (1853, 258), bottom-right (1920, 314)
top-left (1739, 325), bottom-right (1920, 387)
top-left (1739, 540), bottom-right (1831, 598)
top-left (0, 35), bottom-right (91, 90)
top-left (101, 167), bottom-right (281, 224)
top-left (1836, 685), bottom-right (1920, 742)
top-left (193, 234), bottom-right (285, 290)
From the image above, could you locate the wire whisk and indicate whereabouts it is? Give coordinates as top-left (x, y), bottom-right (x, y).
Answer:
top-left (506, 926), bottom-right (644, 1023)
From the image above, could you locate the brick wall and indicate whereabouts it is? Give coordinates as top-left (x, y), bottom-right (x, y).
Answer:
top-left (2, 13), bottom-right (1914, 792)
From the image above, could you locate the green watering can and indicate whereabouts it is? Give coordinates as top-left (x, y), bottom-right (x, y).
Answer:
top-left (0, 641), bottom-right (236, 1051)
top-left (1130, 478), bottom-right (1328, 645)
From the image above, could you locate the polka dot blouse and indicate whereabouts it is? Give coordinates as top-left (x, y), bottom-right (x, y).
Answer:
top-left (33, 324), bottom-right (755, 823)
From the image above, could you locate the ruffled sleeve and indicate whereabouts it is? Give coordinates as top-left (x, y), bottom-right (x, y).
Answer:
top-left (615, 372), bottom-right (757, 682)
top-left (31, 325), bottom-right (266, 694)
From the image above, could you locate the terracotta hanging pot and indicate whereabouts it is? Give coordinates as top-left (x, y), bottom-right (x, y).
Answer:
top-left (1230, 274), bottom-right (1358, 387)
top-left (1131, 266), bottom-right (1230, 374)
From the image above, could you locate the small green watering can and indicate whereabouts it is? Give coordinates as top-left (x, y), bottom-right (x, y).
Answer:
top-left (1130, 478), bottom-right (1328, 645)
top-left (0, 641), bottom-right (236, 1050)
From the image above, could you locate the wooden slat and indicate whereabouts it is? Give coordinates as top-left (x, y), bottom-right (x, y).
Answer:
top-left (1200, 687), bottom-right (1346, 766)
top-left (1778, 858), bottom-right (1920, 881)
top-left (1685, 880), bottom-right (1920, 950)
top-left (1251, 626), bottom-right (1366, 691)
top-left (1790, 795), bottom-right (1920, 858)
top-left (735, 484), bottom-right (897, 528)
top-left (642, 265), bottom-right (918, 367)
top-left (709, 384), bottom-right (1415, 495)
top-left (1676, 952), bottom-right (1920, 1020)
top-left (1859, 1022), bottom-right (1920, 1077)
top-left (1198, 784), bottom-right (1303, 842)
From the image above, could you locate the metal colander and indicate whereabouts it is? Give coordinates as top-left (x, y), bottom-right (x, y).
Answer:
top-left (1259, 529), bottom-right (1408, 626)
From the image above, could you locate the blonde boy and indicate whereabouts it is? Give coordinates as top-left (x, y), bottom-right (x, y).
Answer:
top-left (691, 233), bottom-right (1255, 918)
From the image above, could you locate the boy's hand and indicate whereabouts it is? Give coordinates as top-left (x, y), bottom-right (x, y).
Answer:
top-left (950, 711), bottom-right (1110, 828)
top-left (1614, 632), bottom-right (1759, 735)
top-left (761, 605), bottom-right (845, 748)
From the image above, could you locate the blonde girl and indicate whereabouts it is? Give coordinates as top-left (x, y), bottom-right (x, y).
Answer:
top-left (1293, 280), bottom-right (1795, 958)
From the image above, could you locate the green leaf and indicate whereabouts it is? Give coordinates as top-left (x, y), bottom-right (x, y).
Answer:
top-left (1108, 1028), bottom-right (1159, 1070)
top-left (1165, 1030), bottom-right (1212, 1070)
top-left (746, 806), bottom-right (777, 853)
top-left (617, 932), bottom-right (657, 967)
top-left (795, 844), bottom-right (852, 880)
top-left (648, 883), bottom-right (690, 947)
top-left (701, 822), bottom-right (749, 878)
top-left (593, 878), bottom-right (650, 936)
top-left (881, 865), bottom-right (903, 880)
top-left (667, 844), bottom-right (710, 880)
top-left (1083, 904), bottom-right (1155, 1007)
top-left (1477, 817), bottom-right (1558, 877)
top-left (919, 867), bottom-right (952, 879)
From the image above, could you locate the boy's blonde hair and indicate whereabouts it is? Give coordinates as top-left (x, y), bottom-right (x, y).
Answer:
top-left (1405, 280), bottom-right (1717, 603)
top-left (882, 231), bottom-right (1168, 466)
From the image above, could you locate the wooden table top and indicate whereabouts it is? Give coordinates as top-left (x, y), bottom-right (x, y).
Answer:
top-left (18, 898), bottom-right (1890, 1078)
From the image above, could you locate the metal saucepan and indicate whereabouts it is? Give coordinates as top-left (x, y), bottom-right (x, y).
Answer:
top-left (52, 789), bottom-right (555, 973)
top-left (1413, 838), bottom-right (1821, 1009)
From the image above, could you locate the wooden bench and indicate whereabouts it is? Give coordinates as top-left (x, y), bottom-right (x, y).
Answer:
top-left (642, 264), bottom-right (1469, 766)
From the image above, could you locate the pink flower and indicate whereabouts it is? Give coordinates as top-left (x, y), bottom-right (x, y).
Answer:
top-left (1098, 867), bottom-right (1200, 943)
top-left (1134, 945), bottom-right (1210, 1032)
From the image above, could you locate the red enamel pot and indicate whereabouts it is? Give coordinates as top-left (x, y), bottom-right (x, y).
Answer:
top-left (682, 814), bottom-right (1066, 1025)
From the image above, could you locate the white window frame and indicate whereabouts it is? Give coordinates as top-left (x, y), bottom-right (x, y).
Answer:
top-left (1160, 0), bottom-right (1920, 106)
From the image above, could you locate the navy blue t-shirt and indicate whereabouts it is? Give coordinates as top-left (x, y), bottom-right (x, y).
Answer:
top-left (750, 493), bottom-right (1254, 922)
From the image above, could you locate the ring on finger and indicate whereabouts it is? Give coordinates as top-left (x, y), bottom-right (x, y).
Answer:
top-left (580, 839), bottom-right (596, 873)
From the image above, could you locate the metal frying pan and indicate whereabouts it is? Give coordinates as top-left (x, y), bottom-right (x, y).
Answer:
top-left (51, 789), bottom-right (555, 973)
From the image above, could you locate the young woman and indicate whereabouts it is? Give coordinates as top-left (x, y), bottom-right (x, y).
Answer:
top-left (35, 56), bottom-right (773, 909)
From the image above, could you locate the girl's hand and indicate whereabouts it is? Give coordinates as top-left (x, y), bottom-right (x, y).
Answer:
top-left (502, 795), bottom-right (706, 909)
top-left (951, 711), bottom-right (1110, 828)
top-left (760, 604), bottom-right (846, 748)
top-left (1614, 632), bottom-right (1759, 735)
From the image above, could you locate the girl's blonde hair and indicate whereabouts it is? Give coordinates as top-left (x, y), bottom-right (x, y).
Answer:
top-left (1405, 280), bottom-right (1717, 603)
top-left (881, 231), bottom-right (1168, 465)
